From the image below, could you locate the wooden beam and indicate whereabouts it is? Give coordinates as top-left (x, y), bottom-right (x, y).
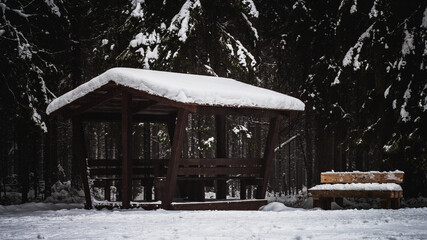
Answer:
top-left (72, 117), bottom-right (92, 209)
top-left (121, 91), bottom-right (133, 209)
top-left (257, 115), bottom-right (282, 199)
top-left (64, 86), bottom-right (123, 118)
top-left (216, 115), bottom-right (227, 199)
top-left (198, 106), bottom-right (290, 118)
top-left (177, 167), bottom-right (261, 175)
top-left (80, 112), bottom-right (171, 123)
top-left (162, 109), bottom-right (188, 209)
top-left (132, 100), bottom-right (157, 114)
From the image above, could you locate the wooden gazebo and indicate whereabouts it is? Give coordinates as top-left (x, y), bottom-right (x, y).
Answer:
top-left (46, 68), bottom-right (304, 210)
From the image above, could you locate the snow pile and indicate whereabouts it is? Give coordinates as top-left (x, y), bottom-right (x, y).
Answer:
top-left (46, 68), bottom-right (305, 114)
top-left (309, 183), bottom-right (402, 191)
top-left (259, 202), bottom-right (297, 211)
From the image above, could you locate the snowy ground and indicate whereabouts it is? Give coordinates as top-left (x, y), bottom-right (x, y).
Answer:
top-left (1, 203), bottom-right (426, 239)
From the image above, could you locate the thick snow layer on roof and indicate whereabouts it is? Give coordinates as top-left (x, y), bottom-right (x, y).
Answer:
top-left (309, 183), bottom-right (403, 191)
top-left (46, 68), bottom-right (305, 114)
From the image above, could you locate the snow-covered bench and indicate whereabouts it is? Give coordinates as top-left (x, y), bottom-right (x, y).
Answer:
top-left (308, 171), bottom-right (404, 209)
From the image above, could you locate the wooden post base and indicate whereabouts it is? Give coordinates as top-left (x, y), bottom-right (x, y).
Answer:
top-left (313, 197), bottom-right (332, 209)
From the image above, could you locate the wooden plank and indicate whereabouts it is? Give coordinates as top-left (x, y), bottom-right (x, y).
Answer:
top-left (170, 199), bottom-right (268, 210)
top-left (321, 172), bottom-right (404, 184)
top-left (72, 118), bottom-right (92, 209)
top-left (257, 115), bottom-right (282, 199)
top-left (162, 109), bottom-right (188, 209)
top-left (309, 189), bottom-right (401, 199)
top-left (121, 91), bottom-right (133, 209)
top-left (89, 167), bottom-right (154, 177)
top-left (179, 158), bottom-right (262, 166)
top-left (93, 201), bottom-right (161, 210)
top-left (176, 177), bottom-right (262, 185)
top-left (216, 115), bottom-right (227, 199)
top-left (178, 167), bottom-right (261, 175)
top-left (93, 178), bottom-right (155, 187)
top-left (88, 158), bottom-right (168, 167)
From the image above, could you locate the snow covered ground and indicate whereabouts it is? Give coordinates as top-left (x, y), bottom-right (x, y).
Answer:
top-left (1, 203), bottom-right (426, 239)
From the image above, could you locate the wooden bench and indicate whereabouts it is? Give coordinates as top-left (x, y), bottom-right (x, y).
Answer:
top-left (89, 158), bottom-right (167, 201)
top-left (308, 171), bottom-right (404, 209)
top-left (156, 158), bottom-right (264, 201)
top-left (88, 157), bottom-right (264, 203)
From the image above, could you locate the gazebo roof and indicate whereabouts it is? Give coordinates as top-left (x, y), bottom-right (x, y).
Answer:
top-left (46, 68), bottom-right (304, 119)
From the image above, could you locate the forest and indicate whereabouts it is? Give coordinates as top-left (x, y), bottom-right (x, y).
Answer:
top-left (0, 0), bottom-right (426, 205)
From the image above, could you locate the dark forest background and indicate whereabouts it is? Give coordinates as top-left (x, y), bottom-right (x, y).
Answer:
top-left (1, 0), bottom-right (426, 204)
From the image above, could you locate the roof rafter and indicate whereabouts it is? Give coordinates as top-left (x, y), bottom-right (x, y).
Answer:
top-left (61, 83), bottom-right (123, 118)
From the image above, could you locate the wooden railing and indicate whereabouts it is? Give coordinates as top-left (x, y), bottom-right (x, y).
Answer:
top-left (87, 157), bottom-right (265, 201)
top-left (177, 158), bottom-right (262, 176)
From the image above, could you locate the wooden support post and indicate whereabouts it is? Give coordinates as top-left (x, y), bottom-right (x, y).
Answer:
top-left (162, 109), bottom-right (188, 209)
top-left (240, 179), bottom-right (247, 200)
top-left (321, 198), bottom-right (332, 210)
top-left (215, 115), bottom-right (227, 199)
top-left (312, 197), bottom-right (320, 208)
top-left (72, 118), bottom-right (92, 209)
top-left (105, 180), bottom-right (111, 201)
top-left (121, 91), bottom-right (133, 209)
top-left (144, 183), bottom-right (153, 201)
top-left (256, 115), bottom-right (282, 199)
top-left (167, 113), bottom-right (177, 145)
top-left (143, 123), bottom-right (152, 201)
top-left (380, 198), bottom-right (391, 209)
top-left (391, 198), bottom-right (401, 209)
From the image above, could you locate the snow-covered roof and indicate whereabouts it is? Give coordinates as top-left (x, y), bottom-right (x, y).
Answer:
top-left (46, 68), bottom-right (305, 115)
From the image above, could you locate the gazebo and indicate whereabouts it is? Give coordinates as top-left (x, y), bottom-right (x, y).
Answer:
top-left (46, 68), bottom-right (304, 210)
